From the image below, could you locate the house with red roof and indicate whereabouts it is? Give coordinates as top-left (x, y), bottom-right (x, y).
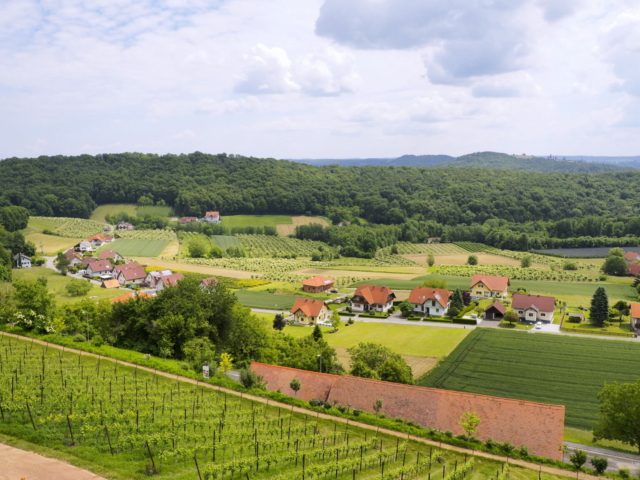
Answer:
top-left (98, 249), bottom-right (124, 261)
top-left (302, 275), bottom-right (334, 293)
top-left (144, 269), bottom-right (174, 287)
top-left (204, 211), bottom-right (221, 224)
top-left (200, 277), bottom-right (219, 290)
top-left (180, 216), bottom-right (199, 224)
top-left (624, 251), bottom-right (640, 262)
top-left (111, 291), bottom-right (153, 303)
top-left (351, 285), bottom-right (395, 313)
top-left (86, 260), bottom-right (113, 277)
top-left (484, 301), bottom-right (506, 320)
top-left (291, 298), bottom-right (330, 325)
top-left (156, 273), bottom-right (185, 291)
top-left (630, 264), bottom-right (640, 277)
top-left (64, 248), bottom-right (84, 266)
top-left (408, 286), bottom-right (451, 317)
top-left (512, 293), bottom-right (556, 323)
top-left (631, 303), bottom-right (640, 331)
top-left (115, 265), bottom-right (147, 285)
top-left (470, 274), bottom-right (510, 300)
top-left (88, 234), bottom-right (106, 248)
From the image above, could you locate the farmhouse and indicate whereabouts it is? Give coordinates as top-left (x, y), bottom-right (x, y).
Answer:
top-left (484, 301), bottom-right (506, 320)
top-left (251, 362), bottom-right (566, 460)
top-left (117, 221), bottom-right (135, 231)
top-left (629, 264), bottom-right (640, 277)
top-left (75, 240), bottom-right (92, 253)
top-left (180, 217), bottom-right (199, 224)
top-left (101, 279), bottom-right (120, 289)
top-left (104, 235), bottom-right (114, 242)
top-left (301, 275), bottom-right (334, 293)
top-left (631, 303), bottom-right (640, 331)
top-left (64, 248), bottom-right (83, 265)
top-left (156, 273), bottom-right (185, 291)
top-left (86, 260), bottom-right (113, 277)
top-left (98, 249), bottom-right (124, 261)
top-left (408, 286), bottom-right (451, 317)
top-left (512, 293), bottom-right (556, 323)
top-left (427, 237), bottom-right (441, 244)
top-left (81, 257), bottom-right (97, 267)
top-left (144, 269), bottom-right (173, 287)
top-left (204, 211), bottom-right (221, 223)
top-left (88, 235), bottom-right (106, 248)
top-left (116, 265), bottom-right (147, 285)
top-left (111, 291), bottom-right (153, 303)
top-left (13, 253), bottom-right (31, 268)
top-left (470, 274), bottom-right (510, 300)
top-left (291, 298), bottom-right (330, 326)
top-left (624, 251), bottom-right (640, 262)
top-left (200, 277), bottom-right (219, 290)
top-left (351, 285), bottom-right (395, 313)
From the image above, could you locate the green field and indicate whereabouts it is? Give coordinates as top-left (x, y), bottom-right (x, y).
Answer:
top-left (0, 335), bottom-right (566, 480)
top-left (211, 235), bottom-right (242, 249)
top-left (420, 329), bottom-right (640, 429)
top-left (21, 217), bottom-right (65, 235)
top-left (108, 238), bottom-right (169, 257)
top-left (91, 204), bottom-right (174, 222)
top-left (25, 233), bottom-right (82, 255)
top-left (234, 290), bottom-right (310, 309)
top-left (222, 215), bottom-right (293, 228)
top-left (284, 322), bottom-right (469, 358)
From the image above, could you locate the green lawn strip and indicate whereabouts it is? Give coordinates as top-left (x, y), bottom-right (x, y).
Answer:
top-left (420, 329), bottom-right (640, 430)
top-left (498, 322), bottom-right (534, 330)
top-left (0, 334), bottom-right (544, 480)
top-left (234, 290), bottom-right (317, 310)
top-left (283, 322), bottom-right (469, 358)
top-left (563, 427), bottom-right (640, 455)
top-left (90, 204), bottom-right (138, 222)
top-left (136, 205), bottom-right (173, 217)
top-left (108, 238), bottom-right (169, 257)
top-left (221, 215), bottom-right (293, 228)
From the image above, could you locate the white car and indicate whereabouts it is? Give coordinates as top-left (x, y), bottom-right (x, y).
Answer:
top-left (535, 322), bottom-right (543, 329)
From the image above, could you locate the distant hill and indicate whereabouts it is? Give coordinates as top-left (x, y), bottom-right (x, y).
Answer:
top-left (558, 155), bottom-right (640, 169)
top-left (291, 151), bottom-right (633, 173)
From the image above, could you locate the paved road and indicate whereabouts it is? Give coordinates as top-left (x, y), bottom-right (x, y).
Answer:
top-left (564, 441), bottom-right (640, 473)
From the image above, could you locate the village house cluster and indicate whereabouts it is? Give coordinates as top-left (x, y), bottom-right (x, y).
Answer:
top-left (178, 211), bottom-right (221, 225)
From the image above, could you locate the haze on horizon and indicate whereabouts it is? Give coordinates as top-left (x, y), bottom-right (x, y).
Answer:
top-left (1, 0), bottom-right (639, 160)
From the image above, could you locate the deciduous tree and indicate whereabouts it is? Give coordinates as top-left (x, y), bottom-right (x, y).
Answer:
top-left (594, 380), bottom-right (640, 453)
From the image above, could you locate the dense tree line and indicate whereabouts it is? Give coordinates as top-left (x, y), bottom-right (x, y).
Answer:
top-left (0, 206), bottom-right (29, 232)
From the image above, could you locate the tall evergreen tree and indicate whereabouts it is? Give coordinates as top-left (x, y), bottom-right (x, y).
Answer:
top-left (450, 289), bottom-right (465, 311)
top-left (590, 286), bottom-right (610, 327)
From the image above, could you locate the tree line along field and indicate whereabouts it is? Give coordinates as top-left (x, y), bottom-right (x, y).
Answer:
top-left (0, 335), bottom-right (564, 480)
top-left (419, 329), bottom-right (640, 430)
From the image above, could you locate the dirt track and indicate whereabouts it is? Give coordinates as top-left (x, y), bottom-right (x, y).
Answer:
top-left (0, 443), bottom-right (106, 480)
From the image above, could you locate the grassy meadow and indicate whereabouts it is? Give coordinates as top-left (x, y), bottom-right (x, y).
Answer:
top-left (108, 238), bottom-right (169, 257)
top-left (222, 215), bottom-right (293, 228)
top-left (25, 233), bottom-right (81, 255)
top-left (420, 328), bottom-right (640, 430)
top-left (211, 235), bottom-right (242, 249)
top-left (90, 204), bottom-right (174, 222)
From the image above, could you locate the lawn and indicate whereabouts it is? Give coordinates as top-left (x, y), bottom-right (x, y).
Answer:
top-left (90, 204), bottom-right (138, 222)
top-left (108, 238), bottom-right (169, 257)
top-left (234, 290), bottom-right (308, 310)
top-left (283, 322), bottom-right (470, 358)
top-left (25, 233), bottom-right (81, 255)
top-left (222, 215), bottom-right (293, 228)
top-left (136, 205), bottom-right (173, 217)
top-left (211, 235), bottom-right (242, 249)
top-left (11, 268), bottom-right (123, 304)
top-left (420, 328), bottom-right (640, 430)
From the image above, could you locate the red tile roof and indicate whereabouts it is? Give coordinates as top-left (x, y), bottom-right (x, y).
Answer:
top-left (101, 279), bottom-right (120, 289)
top-left (624, 251), bottom-right (639, 260)
top-left (512, 294), bottom-right (555, 312)
top-left (251, 362), bottom-right (565, 460)
top-left (200, 277), bottom-right (219, 288)
top-left (111, 291), bottom-right (153, 303)
top-left (87, 260), bottom-right (112, 273)
top-left (82, 257), bottom-right (97, 265)
top-left (408, 287), bottom-right (451, 308)
top-left (112, 263), bottom-right (138, 274)
top-left (205, 211), bottom-right (220, 217)
top-left (630, 264), bottom-right (640, 276)
top-left (98, 249), bottom-right (120, 260)
top-left (302, 275), bottom-right (334, 287)
top-left (470, 274), bottom-right (510, 292)
top-left (631, 303), bottom-right (640, 319)
top-left (485, 301), bottom-right (506, 314)
top-left (159, 273), bottom-right (185, 287)
top-left (291, 298), bottom-right (328, 317)
top-left (88, 234), bottom-right (106, 242)
top-left (117, 265), bottom-right (147, 281)
top-left (353, 285), bottom-right (395, 305)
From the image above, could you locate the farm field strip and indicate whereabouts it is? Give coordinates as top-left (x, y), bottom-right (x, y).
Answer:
top-left (211, 235), bottom-right (242, 249)
top-left (90, 204), bottom-right (138, 222)
top-left (0, 335), bottom-right (501, 480)
top-left (419, 329), bottom-right (640, 430)
top-left (535, 247), bottom-right (640, 257)
top-left (238, 234), bottom-right (328, 257)
top-left (25, 233), bottom-right (82, 255)
top-left (275, 216), bottom-right (329, 236)
top-left (108, 239), bottom-right (170, 257)
top-left (378, 243), bottom-right (468, 256)
top-left (234, 290), bottom-right (319, 310)
top-left (221, 215), bottom-right (293, 229)
top-left (116, 229), bottom-right (177, 241)
top-left (30, 217), bottom-right (106, 238)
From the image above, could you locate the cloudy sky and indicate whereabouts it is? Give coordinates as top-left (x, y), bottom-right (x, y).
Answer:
top-left (1, 0), bottom-right (639, 159)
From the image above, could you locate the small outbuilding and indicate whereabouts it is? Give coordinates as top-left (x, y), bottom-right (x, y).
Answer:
top-left (302, 275), bottom-right (335, 293)
top-left (484, 301), bottom-right (506, 320)
top-left (101, 279), bottom-right (120, 289)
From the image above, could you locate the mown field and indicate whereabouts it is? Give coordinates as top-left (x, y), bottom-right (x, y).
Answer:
top-left (0, 335), bottom-right (570, 480)
top-left (234, 290), bottom-right (309, 310)
top-left (222, 215), bottom-right (293, 228)
top-left (90, 204), bottom-right (174, 222)
top-left (25, 233), bottom-right (81, 255)
top-left (420, 329), bottom-right (640, 430)
top-left (109, 238), bottom-right (169, 257)
top-left (276, 215), bottom-right (330, 236)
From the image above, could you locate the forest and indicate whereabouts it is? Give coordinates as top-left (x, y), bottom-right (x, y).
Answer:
top-left (4, 152), bottom-right (640, 253)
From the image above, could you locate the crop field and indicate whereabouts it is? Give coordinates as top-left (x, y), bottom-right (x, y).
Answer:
top-left (91, 204), bottom-right (175, 222)
top-left (420, 329), bottom-right (640, 429)
top-left (212, 235), bottom-right (242, 249)
top-left (276, 216), bottom-right (330, 236)
top-left (117, 229), bottom-right (177, 241)
top-left (378, 243), bottom-right (468, 256)
top-left (238, 235), bottom-right (329, 257)
top-left (222, 215), bottom-right (293, 229)
top-left (284, 322), bottom-right (470, 359)
top-left (109, 239), bottom-right (170, 257)
top-left (21, 216), bottom-right (66, 235)
top-left (25, 233), bottom-right (82, 255)
top-left (0, 336), bottom-right (531, 480)
top-left (433, 265), bottom-right (589, 282)
top-left (535, 247), bottom-right (640, 257)
top-left (234, 290), bottom-right (312, 310)
top-left (30, 216), bottom-right (106, 238)
top-left (454, 242), bottom-right (494, 253)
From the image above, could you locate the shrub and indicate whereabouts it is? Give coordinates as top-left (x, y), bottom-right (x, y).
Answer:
top-left (352, 409), bottom-right (362, 416)
top-left (618, 468), bottom-right (630, 479)
top-left (485, 437), bottom-right (497, 450)
top-left (347, 318), bottom-right (354, 325)
top-left (73, 334), bottom-right (86, 342)
top-left (309, 399), bottom-right (324, 407)
top-left (590, 456), bottom-right (608, 475)
top-left (501, 441), bottom-right (515, 454)
top-left (91, 335), bottom-right (104, 347)
top-left (444, 430), bottom-right (454, 438)
top-left (323, 402), bottom-right (332, 410)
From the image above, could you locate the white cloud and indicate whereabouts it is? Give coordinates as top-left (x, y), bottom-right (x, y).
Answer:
top-left (295, 48), bottom-right (360, 96)
top-left (197, 96), bottom-right (261, 114)
top-left (234, 44), bottom-right (299, 95)
top-left (471, 73), bottom-right (541, 98)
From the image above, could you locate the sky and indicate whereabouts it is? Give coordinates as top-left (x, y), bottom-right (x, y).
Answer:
top-left (1, 0), bottom-right (639, 160)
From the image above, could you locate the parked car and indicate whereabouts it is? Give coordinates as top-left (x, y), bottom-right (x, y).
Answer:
top-left (535, 322), bottom-right (543, 329)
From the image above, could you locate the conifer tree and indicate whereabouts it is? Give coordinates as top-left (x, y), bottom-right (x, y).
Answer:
top-left (590, 286), bottom-right (609, 327)
top-left (450, 289), bottom-right (465, 311)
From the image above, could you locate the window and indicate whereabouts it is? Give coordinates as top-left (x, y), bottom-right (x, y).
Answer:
top-left (541, 313), bottom-right (545, 317)
top-left (436, 309), bottom-right (440, 313)
top-left (528, 312), bottom-right (534, 317)
top-left (431, 300), bottom-right (436, 307)
top-left (475, 291), bottom-right (482, 295)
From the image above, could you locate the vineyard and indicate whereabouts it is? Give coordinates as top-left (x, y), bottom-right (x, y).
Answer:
top-left (0, 335), bottom-right (526, 480)
top-left (30, 216), bottom-right (106, 238)
top-left (238, 235), bottom-right (330, 257)
top-left (212, 235), bottom-right (243, 250)
top-left (433, 265), bottom-right (590, 282)
top-left (377, 243), bottom-right (468, 256)
top-left (117, 229), bottom-right (178, 241)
